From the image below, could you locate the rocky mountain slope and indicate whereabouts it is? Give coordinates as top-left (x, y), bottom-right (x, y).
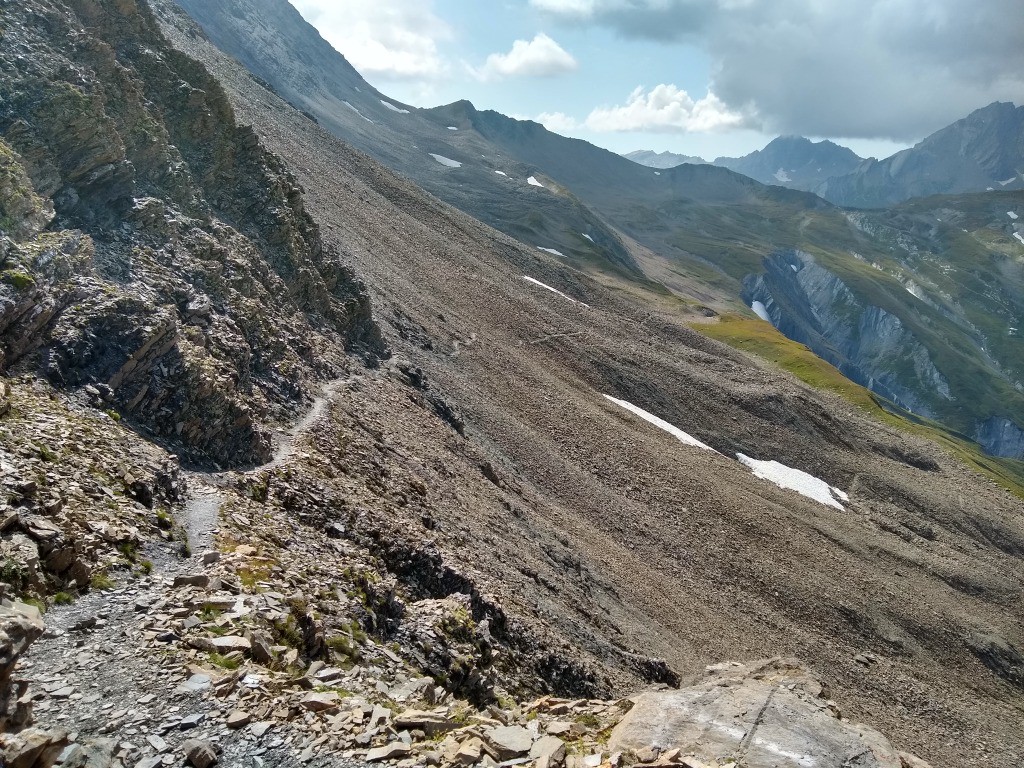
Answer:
top-left (623, 150), bottom-right (706, 169)
top-left (713, 136), bottom-right (864, 191)
top-left (166, 0), bottom-right (1024, 462)
top-left (1, 1), bottom-right (1023, 767)
top-left (819, 102), bottom-right (1024, 208)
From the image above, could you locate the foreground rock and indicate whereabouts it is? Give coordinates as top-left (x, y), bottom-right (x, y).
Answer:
top-left (609, 658), bottom-right (929, 768)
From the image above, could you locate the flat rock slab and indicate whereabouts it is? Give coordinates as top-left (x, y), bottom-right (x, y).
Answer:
top-left (608, 658), bottom-right (903, 768)
top-left (486, 725), bottom-right (534, 758)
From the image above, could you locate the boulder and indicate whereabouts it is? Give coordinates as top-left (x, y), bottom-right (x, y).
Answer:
top-left (608, 658), bottom-right (903, 768)
top-left (485, 725), bottom-right (534, 759)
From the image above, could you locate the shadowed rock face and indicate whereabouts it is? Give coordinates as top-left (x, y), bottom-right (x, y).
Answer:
top-left (0, 0), bottom-right (382, 466)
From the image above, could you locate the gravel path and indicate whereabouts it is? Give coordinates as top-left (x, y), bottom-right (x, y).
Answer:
top-left (22, 378), bottom-right (369, 767)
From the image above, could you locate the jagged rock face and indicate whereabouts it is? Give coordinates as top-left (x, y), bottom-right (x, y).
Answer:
top-left (743, 250), bottom-right (952, 419)
top-left (975, 417), bottom-right (1024, 459)
top-left (0, 0), bottom-right (383, 466)
top-left (819, 102), bottom-right (1024, 208)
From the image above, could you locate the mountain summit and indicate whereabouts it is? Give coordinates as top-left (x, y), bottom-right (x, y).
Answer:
top-left (818, 101), bottom-right (1024, 207)
top-left (714, 136), bottom-right (863, 190)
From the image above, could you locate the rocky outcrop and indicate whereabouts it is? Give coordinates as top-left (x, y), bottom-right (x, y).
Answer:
top-left (0, 600), bottom-right (68, 768)
top-left (0, 0), bottom-right (383, 467)
top-left (609, 658), bottom-right (931, 768)
top-left (974, 417), bottom-right (1024, 459)
top-left (743, 250), bottom-right (952, 418)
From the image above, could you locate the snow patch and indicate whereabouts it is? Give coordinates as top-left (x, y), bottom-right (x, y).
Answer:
top-left (447, 126), bottom-right (458, 131)
top-left (494, 170), bottom-right (508, 177)
top-left (750, 300), bottom-right (772, 323)
top-left (1008, 211), bottom-right (1019, 220)
top-left (342, 101), bottom-right (373, 123)
top-left (998, 176), bottom-right (1017, 186)
top-left (536, 246), bottom-right (565, 257)
top-left (429, 153), bottom-right (462, 168)
top-left (654, 171), bottom-right (661, 176)
top-left (1014, 232), bottom-right (1024, 246)
top-left (603, 395), bottom-right (716, 453)
top-left (904, 281), bottom-right (926, 301)
top-left (522, 276), bottom-right (589, 306)
top-left (774, 168), bottom-right (792, 183)
top-left (581, 233), bottom-right (594, 243)
top-left (737, 454), bottom-right (847, 509)
top-left (527, 176), bottom-right (545, 188)
top-left (380, 99), bottom-right (410, 114)
top-left (790, 264), bottom-right (798, 272)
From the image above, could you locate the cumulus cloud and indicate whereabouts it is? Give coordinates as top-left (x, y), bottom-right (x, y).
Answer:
top-left (291, 0), bottom-right (451, 80)
top-left (531, 0), bottom-right (1024, 140)
top-left (584, 85), bottom-right (753, 133)
top-left (536, 111), bottom-right (581, 133)
top-left (475, 34), bottom-right (578, 81)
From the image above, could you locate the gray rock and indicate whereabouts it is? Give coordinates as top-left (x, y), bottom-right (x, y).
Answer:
top-left (485, 725), bottom-right (534, 759)
top-left (365, 742), bottom-right (412, 762)
top-left (182, 738), bottom-right (218, 768)
top-left (608, 658), bottom-right (903, 768)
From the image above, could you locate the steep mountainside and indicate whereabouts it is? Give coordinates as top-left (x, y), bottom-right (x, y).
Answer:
top-left (169, 0), bottom-right (1024, 461)
top-left (0, 1), bottom-right (1022, 767)
top-left (152, 3), bottom-right (1024, 765)
top-left (714, 136), bottom-right (863, 191)
top-left (0, 0), bottom-right (380, 466)
top-left (819, 102), bottom-right (1024, 207)
top-left (623, 149), bottom-right (706, 169)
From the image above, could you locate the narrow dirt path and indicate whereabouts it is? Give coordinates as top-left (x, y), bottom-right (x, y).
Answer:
top-left (21, 375), bottom-right (364, 768)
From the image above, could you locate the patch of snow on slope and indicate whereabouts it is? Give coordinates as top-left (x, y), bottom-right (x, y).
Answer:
top-left (537, 246), bottom-right (565, 257)
top-left (1014, 232), bottom-right (1024, 246)
top-left (654, 171), bottom-right (661, 176)
top-left (527, 176), bottom-right (545, 188)
top-left (603, 395), bottom-right (716, 453)
top-left (750, 301), bottom-right (772, 323)
top-left (429, 153), bottom-right (462, 168)
top-left (774, 168), bottom-right (792, 183)
top-left (380, 99), bottom-right (410, 114)
top-left (342, 101), bottom-right (373, 123)
top-left (737, 454), bottom-right (847, 509)
top-left (904, 281), bottom-right (926, 301)
top-left (790, 264), bottom-right (798, 272)
top-left (494, 170), bottom-right (508, 177)
top-left (522, 276), bottom-right (589, 306)
top-left (447, 126), bottom-right (458, 130)
top-left (999, 176), bottom-right (1017, 186)
top-left (581, 233), bottom-right (594, 243)
top-left (1009, 211), bottom-right (1019, 220)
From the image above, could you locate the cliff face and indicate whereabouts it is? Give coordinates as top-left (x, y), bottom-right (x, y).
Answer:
top-left (0, 0), bottom-right (381, 466)
top-left (744, 251), bottom-right (953, 419)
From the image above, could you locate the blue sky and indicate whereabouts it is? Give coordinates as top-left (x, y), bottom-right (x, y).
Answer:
top-left (290, 0), bottom-right (1024, 161)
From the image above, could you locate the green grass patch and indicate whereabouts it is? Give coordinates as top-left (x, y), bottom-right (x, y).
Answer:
top-left (695, 313), bottom-right (1024, 498)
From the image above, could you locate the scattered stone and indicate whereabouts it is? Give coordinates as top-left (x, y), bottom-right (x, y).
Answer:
top-left (182, 738), bottom-right (218, 768)
top-left (226, 709), bottom-right (251, 729)
top-left (300, 692), bottom-right (340, 712)
top-left (366, 742), bottom-right (412, 762)
top-left (485, 725), bottom-right (534, 759)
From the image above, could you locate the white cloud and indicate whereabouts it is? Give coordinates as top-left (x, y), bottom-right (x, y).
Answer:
top-left (531, 0), bottom-right (1024, 140)
top-left (536, 111), bottom-right (580, 133)
top-left (530, 0), bottom-right (597, 14)
top-left (584, 85), bottom-right (753, 133)
top-left (291, 0), bottom-right (451, 80)
top-left (475, 34), bottom-right (578, 81)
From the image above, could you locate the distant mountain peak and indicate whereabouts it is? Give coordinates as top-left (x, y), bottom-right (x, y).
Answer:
top-left (712, 136), bottom-right (862, 190)
top-left (624, 149), bottom-right (707, 169)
